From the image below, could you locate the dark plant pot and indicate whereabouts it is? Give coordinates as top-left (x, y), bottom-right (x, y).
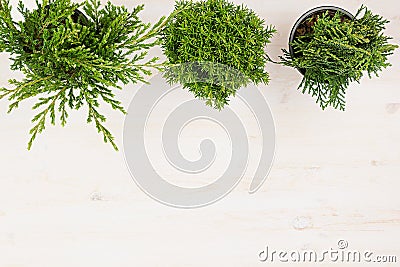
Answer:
top-left (288, 6), bottom-right (355, 75)
top-left (71, 9), bottom-right (89, 25)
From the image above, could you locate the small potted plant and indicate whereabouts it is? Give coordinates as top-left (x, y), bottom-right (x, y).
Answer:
top-left (160, 0), bottom-right (276, 109)
top-left (280, 5), bottom-right (398, 111)
top-left (0, 0), bottom-right (171, 150)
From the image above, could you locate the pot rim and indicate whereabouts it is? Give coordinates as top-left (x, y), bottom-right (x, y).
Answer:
top-left (288, 6), bottom-right (355, 75)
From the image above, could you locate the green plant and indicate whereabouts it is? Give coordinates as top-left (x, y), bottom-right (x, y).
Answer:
top-left (0, 0), bottom-right (171, 150)
top-left (161, 0), bottom-right (276, 109)
top-left (280, 5), bottom-right (398, 111)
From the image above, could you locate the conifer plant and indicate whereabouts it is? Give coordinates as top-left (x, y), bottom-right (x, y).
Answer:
top-left (0, 0), bottom-right (170, 150)
top-left (161, 0), bottom-right (276, 109)
top-left (280, 5), bottom-right (398, 111)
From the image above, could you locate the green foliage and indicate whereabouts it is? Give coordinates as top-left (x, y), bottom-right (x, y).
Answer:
top-left (280, 5), bottom-right (398, 111)
top-left (0, 0), bottom-right (169, 150)
top-left (161, 0), bottom-right (276, 109)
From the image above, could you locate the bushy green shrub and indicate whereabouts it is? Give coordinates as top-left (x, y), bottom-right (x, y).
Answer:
top-left (280, 6), bottom-right (398, 111)
top-left (161, 0), bottom-right (276, 109)
top-left (0, 0), bottom-right (168, 150)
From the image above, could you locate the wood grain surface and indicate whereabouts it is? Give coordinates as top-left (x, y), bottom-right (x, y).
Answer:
top-left (0, 0), bottom-right (399, 266)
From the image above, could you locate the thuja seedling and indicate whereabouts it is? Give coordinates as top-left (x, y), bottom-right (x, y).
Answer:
top-left (0, 0), bottom-right (173, 150)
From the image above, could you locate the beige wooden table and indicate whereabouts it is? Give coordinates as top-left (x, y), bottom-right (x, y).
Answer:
top-left (0, 0), bottom-right (399, 266)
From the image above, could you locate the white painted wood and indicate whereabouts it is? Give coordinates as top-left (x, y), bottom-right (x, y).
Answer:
top-left (0, 0), bottom-right (399, 266)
